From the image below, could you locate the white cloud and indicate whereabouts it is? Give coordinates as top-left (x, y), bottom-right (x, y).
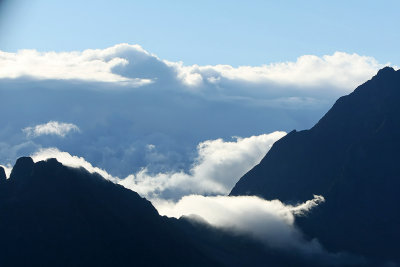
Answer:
top-left (154, 194), bottom-right (363, 264)
top-left (166, 52), bottom-right (388, 90)
top-left (23, 121), bottom-right (80, 138)
top-left (120, 131), bottom-right (286, 199)
top-left (21, 132), bottom-right (285, 200)
top-left (0, 43), bottom-right (390, 91)
top-left (154, 194), bottom-right (325, 253)
top-left (0, 44), bottom-right (152, 86)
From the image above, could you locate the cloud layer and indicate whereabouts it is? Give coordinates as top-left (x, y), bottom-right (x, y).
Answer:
top-left (167, 51), bottom-right (385, 90)
top-left (0, 46), bottom-right (151, 86)
top-left (29, 132), bottom-right (285, 199)
top-left (120, 132), bottom-right (286, 199)
top-left (0, 44), bottom-right (387, 91)
top-left (23, 121), bottom-right (80, 138)
top-left (155, 195), bottom-right (325, 251)
top-left (155, 194), bottom-right (364, 265)
top-left (0, 43), bottom-right (390, 185)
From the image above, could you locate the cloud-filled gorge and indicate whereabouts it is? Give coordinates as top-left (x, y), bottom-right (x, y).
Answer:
top-left (0, 44), bottom-right (386, 264)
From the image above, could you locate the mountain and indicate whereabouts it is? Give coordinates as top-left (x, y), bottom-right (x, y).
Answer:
top-left (0, 157), bottom-right (313, 267)
top-left (0, 167), bottom-right (6, 184)
top-left (0, 157), bottom-right (208, 266)
top-left (230, 67), bottom-right (400, 265)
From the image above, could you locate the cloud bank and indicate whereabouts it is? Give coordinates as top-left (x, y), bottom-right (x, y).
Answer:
top-left (167, 51), bottom-right (386, 90)
top-left (0, 43), bottom-right (391, 186)
top-left (154, 195), bottom-right (363, 265)
top-left (29, 132), bottom-right (285, 199)
top-left (0, 46), bottom-right (151, 86)
top-left (0, 44), bottom-right (387, 91)
top-left (23, 121), bottom-right (80, 138)
top-left (155, 195), bottom-right (325, 252)
top-left (120, 132), bottom-right (286, 199)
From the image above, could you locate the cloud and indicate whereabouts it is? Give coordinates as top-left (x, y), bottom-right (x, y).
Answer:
top-left (0, 44), bottom-right (392, 182)
top-left (21, 132), bottom-right (284, 200)
top-left (23, 121), bottom-right (80, 138)
top-left (155, 195), bottom-right (324, 251)
top-left (120, 132), bottom-right (286, 200)
top-left (0, 43), bottom-right (389, 91)
top-left (153, 194), bottom-right (363, 265)
top-left (0, 44), bottom-right (152, 86)
top-left (166, 51), bottom-right (387, 90)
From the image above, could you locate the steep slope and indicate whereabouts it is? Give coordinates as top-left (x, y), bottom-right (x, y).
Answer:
top-left (0, 157), bottom-right (312, 267)
top-left (230, 67), bottom-right (400, 264)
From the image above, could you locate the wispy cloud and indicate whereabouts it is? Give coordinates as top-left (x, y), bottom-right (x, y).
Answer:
top-left (23, 121), bottom-right (80, 138)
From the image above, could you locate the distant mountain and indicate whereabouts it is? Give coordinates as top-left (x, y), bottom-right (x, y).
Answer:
top-left (0, 157), bottom-right (313, 267)
top-left (230, 67), bottom-right (400, 265)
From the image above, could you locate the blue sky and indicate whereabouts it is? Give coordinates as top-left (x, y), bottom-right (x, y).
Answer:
top-left (1, 0), bottom-right (399, 66)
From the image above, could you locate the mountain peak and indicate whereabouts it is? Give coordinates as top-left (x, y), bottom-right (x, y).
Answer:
top-left (9, 156), bottom-right (34, 181)
top-left (230, 67), bottom-right (400, 263)
top-left (376, 66), bottom-right (396, 76)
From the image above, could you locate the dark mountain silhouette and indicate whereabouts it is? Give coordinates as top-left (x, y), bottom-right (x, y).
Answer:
top-left (0, 157), bottom-right (319, 267)
top-left (230, 67), bottom-right (400, 265)
top-left (0, 166), bottom-right (6, 184)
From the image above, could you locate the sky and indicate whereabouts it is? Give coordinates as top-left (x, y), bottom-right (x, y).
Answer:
top-left (0, 2), bottom-right (397, 263)
top-left (0, 0), bottom-right (399, 66)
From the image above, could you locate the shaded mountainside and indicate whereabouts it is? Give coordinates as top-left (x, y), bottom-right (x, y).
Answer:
top-left (230, 67), bottom-right (400, 264)
top-left (0, 157), bottom-right (314, 267)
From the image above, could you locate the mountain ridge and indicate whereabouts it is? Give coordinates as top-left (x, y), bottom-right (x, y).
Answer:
top-left (230, 67), bottom-right (400, 264)
top-left (0, 157), bottom-right (316, 267)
